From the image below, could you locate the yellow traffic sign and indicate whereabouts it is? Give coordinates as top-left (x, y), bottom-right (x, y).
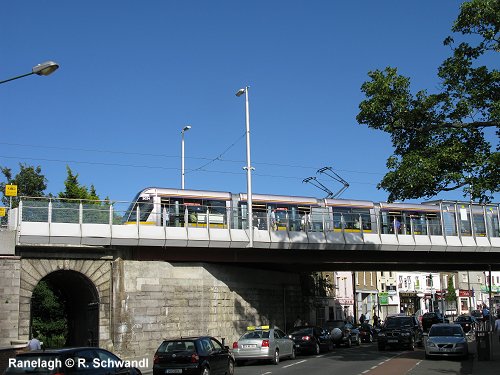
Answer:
top-left (5, 184), bottom-right (17, 197)
top-left (0, 207), bottom-right (5, 217)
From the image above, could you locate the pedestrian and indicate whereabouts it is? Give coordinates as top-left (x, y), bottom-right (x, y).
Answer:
top-left (494, 314), bottom-right (500, 343)
top-left (27, 333), bottom-right (41, 351)
top-left (359, 313), bottom-right (366, 325)
top-left (482, 305), bottom-right (490, 323)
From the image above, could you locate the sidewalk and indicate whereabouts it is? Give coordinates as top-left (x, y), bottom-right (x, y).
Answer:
top-left (471, 333), bottom-right (500, 374)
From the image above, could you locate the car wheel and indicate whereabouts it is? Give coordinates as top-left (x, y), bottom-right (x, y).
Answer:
top-left (202, 367), bottom-right (210, 375)
top-left (368, 334), bottom-right (373, 343)
top-left (356, 335), bottom-right (361, 346)
top-left (346, 337), bottom-right (352, 348)
top-left (313, 342), bottom-right (320, 355)
top-left (290, 347), bottom-right (296, 360)
top-left (425, 353), bottom-right (431, 360)
top-left (272, 349), bottom-right (280, 365)
top-left (227, 359), bottom-right (234, 375)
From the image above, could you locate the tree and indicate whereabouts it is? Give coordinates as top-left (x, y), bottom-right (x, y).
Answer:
top-left (58, 166), bottom-right (100, 201)
top-left (31, 281), bottom-right (68, 348)
top-left (357, 0), bottom-right (499, 203)
top-left (0, 163), bottom-right (47, 208)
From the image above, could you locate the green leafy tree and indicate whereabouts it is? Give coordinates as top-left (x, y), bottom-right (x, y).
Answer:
top-left (31, 281), bottom-right (68, 348)
top-left (357, 0), bottom-right (499, 203)
top-left (446, 276), bottom-right (457, 304)
top-left (0, 164), bottom-right (47, 208)
top-left (58, 166), bottom-right (100, 201)
top-left (56, 166), bottom-right (113, 224)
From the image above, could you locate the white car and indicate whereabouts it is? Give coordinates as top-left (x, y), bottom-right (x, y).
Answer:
top-left (425, 323), bottom-right (469, 359)
top-left (232, 325), bottom-right (295, 365)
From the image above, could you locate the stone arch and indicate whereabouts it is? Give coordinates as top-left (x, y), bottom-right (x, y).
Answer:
top-left (19, 259), bottom-right (112, 347)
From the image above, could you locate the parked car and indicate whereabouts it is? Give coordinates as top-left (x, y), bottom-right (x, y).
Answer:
top-left (422, 312), bottom-right (449, 332)
top-left (3, 347), bottom-right (143, 375)
top-left (288, 325), bottom-right (333, 354)
top-left (232, 325), bottom-right (295, 366)
top-left (454, 315), bottom-right (478, 333)
top-left (377, 315), bottom-right (423, 351)
top-left (324, 320), bottom-right (353, 348)
top-left (153, 336), bottom-right (234, 375)
top-left (425, 323), bottom-right (469, 359)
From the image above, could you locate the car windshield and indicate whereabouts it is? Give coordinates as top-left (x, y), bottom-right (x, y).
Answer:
top-left (385, 318), bottom-right (413, 328)
top-left (290, 327), bottom-right (313, 335)
top-left (240, 330), bottom-right (270, 339)
top-left (456, 316), bottom-right (470, 322)
top-left (327, 321), bottom-right (344, 329)
top-left (429, 326), bottom-right (463, 337)
top-left (157, 340), bottom-right (196, 353)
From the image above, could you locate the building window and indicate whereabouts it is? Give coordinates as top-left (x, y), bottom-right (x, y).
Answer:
top-left (460, 298), bottom-right (468, 311)
top-left (462, 273), bottom-right (468, 283)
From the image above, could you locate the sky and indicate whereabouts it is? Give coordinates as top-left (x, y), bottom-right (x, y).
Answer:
top-left (0, 1), bottom-right (496, 205)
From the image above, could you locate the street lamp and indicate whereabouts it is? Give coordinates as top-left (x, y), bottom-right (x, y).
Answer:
top-left (0, 61), bottom-right (59, 85)
top-left (181, 125), bottom-right (191, 189)
top-left (236, 86), bottom-right (254, 247)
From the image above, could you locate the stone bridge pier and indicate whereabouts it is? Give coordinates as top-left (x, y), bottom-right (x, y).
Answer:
top-left (0, 238), bottom-right (303, 360)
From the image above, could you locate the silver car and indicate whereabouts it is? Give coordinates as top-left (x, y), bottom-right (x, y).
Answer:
top-left (232, 325), bottom-right (295, 365)
top-left (425, 323), bottom-right (469, 359)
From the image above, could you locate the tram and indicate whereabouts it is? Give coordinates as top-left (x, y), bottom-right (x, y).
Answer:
top-left (123, 187), bottom-right (500, 238)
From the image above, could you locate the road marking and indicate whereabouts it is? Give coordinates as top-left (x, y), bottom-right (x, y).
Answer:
top-left (282, 359), bottom-right (307, 368)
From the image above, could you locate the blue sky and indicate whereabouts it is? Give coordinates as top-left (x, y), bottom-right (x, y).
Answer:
top-left (0, 1), bottom-right (494, 204)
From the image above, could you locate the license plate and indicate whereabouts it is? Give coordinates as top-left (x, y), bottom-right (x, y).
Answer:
top-left (166, 370), bottom-right (182, 374)
top-left (242, 344), bottom-right (257, 348)
top-left (388, 339), bottom-right (398, 343)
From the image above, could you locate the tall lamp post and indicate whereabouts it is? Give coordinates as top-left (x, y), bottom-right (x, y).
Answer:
top-left (181, 125), bottom-right (191, 189)
top-left (236, 86), bottom-right (254, 247)
top-left (0, 61), bottom-right (59, 85)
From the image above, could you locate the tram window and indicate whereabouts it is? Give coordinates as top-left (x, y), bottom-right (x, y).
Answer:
top-left (124, 197), bottom-right (154, 223)
top-left (472, 211), bottom-right (486, 236)
top-left (486, 208), bottom-right (500, 237)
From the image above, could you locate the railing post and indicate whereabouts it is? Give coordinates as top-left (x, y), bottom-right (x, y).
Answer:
top-left (79, 201), bottom-right (83, 225)
top-left (48, 199), bottom-right (52, 223)
top-left (109, 204), bottom-right (114, 226)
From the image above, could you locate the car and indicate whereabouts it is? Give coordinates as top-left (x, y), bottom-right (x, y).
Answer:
top-left (288, 325), bottom-right (333, 354)
top-left (3, 347), bottom-right (143, 375)
top-left (324, 320), bottom-right (353, 348)
top-left (377, 315), bottom-right (423, 351)
top-left (153, 336), bottom-right (234, 375)
top-left (425, 323), bottom-right (469, 359)
top-left (232, 325), bottom-right (295, 366)
top-left (422, 312), bottom-right (449, 332)
top-left (454, 315), bottom-right (478, 333)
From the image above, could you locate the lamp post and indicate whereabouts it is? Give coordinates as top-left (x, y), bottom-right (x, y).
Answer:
top-left (0, 61), bottom-right (59, 85)
top-left (236, 86), bottom-right (254, 247)
top-left (181, 125), bottom-right (191, 189)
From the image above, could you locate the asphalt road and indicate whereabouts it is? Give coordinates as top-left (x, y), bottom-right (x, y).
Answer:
top-left (233, 342), bottom-right (479, 375)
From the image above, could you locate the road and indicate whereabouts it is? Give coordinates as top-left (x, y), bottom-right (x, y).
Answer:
top-left (233, 342), bottom-right (478, 375)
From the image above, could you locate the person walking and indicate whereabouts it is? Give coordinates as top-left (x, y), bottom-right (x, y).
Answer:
top-left (494, 313), bottom-right (500, 343)
top-left (27, 333), bottom-right (41, 351)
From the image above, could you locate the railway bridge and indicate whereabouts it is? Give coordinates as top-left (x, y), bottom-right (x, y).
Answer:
top-left (1, 196), bottom-right (500, 361)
